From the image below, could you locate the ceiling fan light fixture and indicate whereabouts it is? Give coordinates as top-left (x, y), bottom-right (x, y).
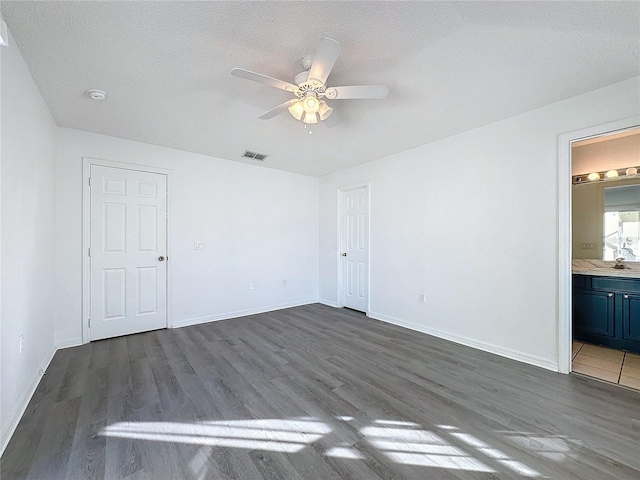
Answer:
top-left (232, 38), bottom-right (389, 130)
top-left (302, 93), bottom-right (320, 115)
top-left (303, 112), bottom-right (318, 124)
top-left (318, 101), bottom-right (333, 120)
top-left (288, 101), bottom-right (304, 121)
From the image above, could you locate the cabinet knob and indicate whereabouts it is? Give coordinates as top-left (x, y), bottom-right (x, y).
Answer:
top-left (608, 293), bottom-right (613, 297)
top-left (624, 294), bottom-right (629, 299)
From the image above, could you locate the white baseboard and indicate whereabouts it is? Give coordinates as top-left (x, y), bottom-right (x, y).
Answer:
top-left (172, 299), bottom-right (319, 329)
top-left (368, 311), bottom-right (559, 373)
top-left (318, 298), bottom-right (338, 308)
top-left (0, 345), bottom-right (57, 456)
top-left (55, 336), bottom-right (83, 349)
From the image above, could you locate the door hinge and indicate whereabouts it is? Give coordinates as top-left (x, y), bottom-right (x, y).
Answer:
top-left (88, 318), bottom-right (91, 327)
top-left (88, 247), bottom-right (91, 257)
top-left (88, 177), bottom-right (91, 186)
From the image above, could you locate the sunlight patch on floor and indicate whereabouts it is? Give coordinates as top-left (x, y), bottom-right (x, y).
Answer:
top-left (361, 425), bottom-right (495, 472)
top-left (101, 416), bottom-right (544, 476)
top-left (374, 419), bottom-right (420, 427)
top-left (450, 430), bottom-right (541, 477)
top-left (325, 446), bottom-right (365, 460)
top-left (100, 418), bottom-right (332, 453)
top-left (498, 431), bottom-right (571, 462)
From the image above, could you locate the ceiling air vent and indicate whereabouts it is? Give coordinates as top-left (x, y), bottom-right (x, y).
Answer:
top-left (242, 150), bottom-right (268, 161)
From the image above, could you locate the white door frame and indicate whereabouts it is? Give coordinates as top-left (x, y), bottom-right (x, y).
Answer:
top-left (82, 157), bottom-right (173, 344)
top-left (336, 182), bottom-right (371, 314)
top-left (557, 116), bottom-right (640, 373)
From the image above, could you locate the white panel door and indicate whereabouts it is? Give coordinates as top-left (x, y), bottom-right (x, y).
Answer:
top-left (90, 165), bottom-right (167, 340)
top-left (341, 186), bottom-right (368, 312)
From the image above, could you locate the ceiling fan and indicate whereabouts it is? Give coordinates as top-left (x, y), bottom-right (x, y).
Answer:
top-left (231, 38), bottom-right (389, 128)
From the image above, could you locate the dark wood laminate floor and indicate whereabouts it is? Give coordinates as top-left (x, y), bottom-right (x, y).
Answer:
top-left (2, 304), bottom-right (639, 479)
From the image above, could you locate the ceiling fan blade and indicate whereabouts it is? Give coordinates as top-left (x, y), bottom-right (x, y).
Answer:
top-left (259, 99), bottom-right (299, 120)
top-left (231, 68), bottom-right (298, 93)
top-left (322, 110), bottom-right (341, 128)
top-left (325, 85), bottom-right (389, 100)
top-left (308, 38), bottom-right (341, 85)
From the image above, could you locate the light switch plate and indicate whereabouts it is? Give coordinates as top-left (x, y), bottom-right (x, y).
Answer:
top-left (194, 241), bottom-right (204, 250)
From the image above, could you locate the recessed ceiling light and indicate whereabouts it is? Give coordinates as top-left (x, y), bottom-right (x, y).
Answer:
top-left (86, 89), bottom-right (107, 100)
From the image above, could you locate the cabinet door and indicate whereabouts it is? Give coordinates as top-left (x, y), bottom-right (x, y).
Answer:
top-left (622, 293), bottom-right (640, 342)
top-left (573, 288), bottom-right (616, 338)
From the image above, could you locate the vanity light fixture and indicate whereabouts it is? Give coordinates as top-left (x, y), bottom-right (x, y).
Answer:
top-left (573, 166), bottom-right (640, 185)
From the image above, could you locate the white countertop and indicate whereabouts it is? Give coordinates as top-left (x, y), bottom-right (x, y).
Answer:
top-left (572, 259), bottom-right (640, 278)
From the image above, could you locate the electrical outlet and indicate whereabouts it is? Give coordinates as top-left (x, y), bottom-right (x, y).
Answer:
top-left (19, 334), bottom-right (24, 353)
top-left (282, 280), bottom-right (287, 287)
top-left (418, 293), bottom-right (427, 303)
top-left (249, 282), bottom-right (254, 290)
top-left (194, 241), bottom-right (204, 250)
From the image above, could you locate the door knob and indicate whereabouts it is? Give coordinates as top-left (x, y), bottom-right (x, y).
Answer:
top-left (624, 294), bottom-right (629, 299)
top-left (608, 293), bottom-right (613, 297)
top-left (341, 253), bottom-right (347, 257)
top-left (158, 256), bottom-right (165, 261)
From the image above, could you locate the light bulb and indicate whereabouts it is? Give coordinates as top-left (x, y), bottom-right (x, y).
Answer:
top-left (587, 172), bottom-right (600, 181)
top-left (626, 167), bottom-right (638, 176)
top-left (288, 101), bottom-right (304, 121)
top-left (302, 94), bottom-right (320, 115)
top-left (605, 170), bottom-right (619, 179)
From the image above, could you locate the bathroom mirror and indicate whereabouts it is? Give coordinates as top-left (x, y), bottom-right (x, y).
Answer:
top-left (603, 184), bottom-right (640, 261)
top-left (573, 179), bottom-right (640, 261)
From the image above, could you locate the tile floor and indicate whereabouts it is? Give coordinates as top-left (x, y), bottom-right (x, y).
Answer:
top-left (572, 341), bottom-right (640, 390)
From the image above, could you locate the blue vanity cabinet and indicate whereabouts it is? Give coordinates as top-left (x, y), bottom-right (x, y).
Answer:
top-left (573, 274), bottom-right (640, 353)
top-left (573, 288), bottom-right (615, 338)
top-left (622, 293), bottom-right (640, 342)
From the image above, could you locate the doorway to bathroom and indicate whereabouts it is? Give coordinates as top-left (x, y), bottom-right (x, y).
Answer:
top-left (567, 125), bottom-right (640, 390)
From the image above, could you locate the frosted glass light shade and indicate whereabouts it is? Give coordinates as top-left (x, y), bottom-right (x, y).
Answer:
top-left (587, 172), bottom-right (600, 181)
top-left (303, 112), bottom-right (318, 124)
top-left (302, 94), bottom-right (320, 115)
top-left (288, 101), bottom-right (304, 121)
top-left (318, 101), bottom-right (333, 120)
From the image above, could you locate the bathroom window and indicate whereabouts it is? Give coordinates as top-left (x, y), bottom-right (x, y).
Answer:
top-left (603, 211), bottom-right (640, 260)
top-left (604, 184), bottom-right (640, 261)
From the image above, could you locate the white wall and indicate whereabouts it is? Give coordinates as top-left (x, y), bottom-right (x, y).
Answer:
top-left (1, 30), bottom-right (57, 452)
top-left (319, 77), bottom-right (640, 371)
top-left (572, 133), bottom-right (640, 175)
top-left (54, 129), bottom-right (319, 345)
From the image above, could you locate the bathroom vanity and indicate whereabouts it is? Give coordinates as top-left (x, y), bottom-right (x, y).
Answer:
top-left (572, 260), bottom-right (640, 354)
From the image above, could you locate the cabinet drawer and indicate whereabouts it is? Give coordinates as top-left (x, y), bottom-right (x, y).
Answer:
top-left (591, 277), bottom-right (640, 293)
top-left (572, 275), bottom-right (586, 289)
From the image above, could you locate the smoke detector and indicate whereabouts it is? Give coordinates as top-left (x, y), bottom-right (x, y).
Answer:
top-left (86, 89), bottom-right (107, 100)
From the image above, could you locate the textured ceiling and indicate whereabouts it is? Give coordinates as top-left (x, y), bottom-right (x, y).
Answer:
top-left (2, 1), bottom-right (639, 177)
